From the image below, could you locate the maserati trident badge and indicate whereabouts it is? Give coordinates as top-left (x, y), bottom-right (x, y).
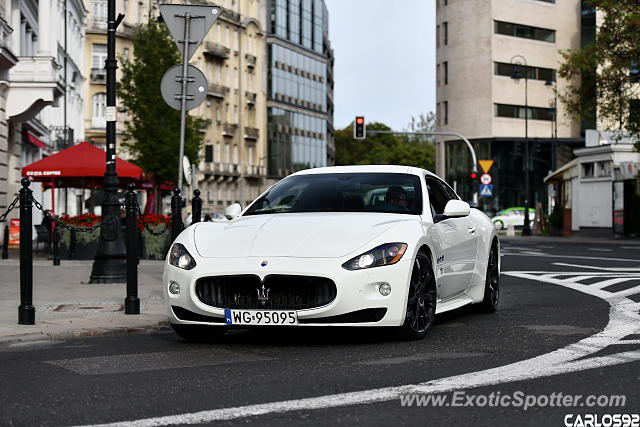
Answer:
top-left (257, 284), bottom-right (270, 305)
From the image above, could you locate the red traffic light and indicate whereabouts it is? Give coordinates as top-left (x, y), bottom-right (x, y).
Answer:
top-left (356, 117), bottom-right (364, 125)
top-left (354, 116), bottom-right (366, 139)
top-left (470, 172), bottom-right (477, 180)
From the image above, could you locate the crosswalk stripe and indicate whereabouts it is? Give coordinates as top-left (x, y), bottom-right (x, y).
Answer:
top-left (617, 285), bottom-right (640, 298)
top-left (590, 278), bottom-right (639, 290)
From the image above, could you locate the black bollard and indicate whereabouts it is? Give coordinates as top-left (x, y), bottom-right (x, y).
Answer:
top-left (18, 178), bottom-right (34, 325)
top-left (192, 189), bottom-right (202, 224)
top-left (124, 183), bottom-right (140, 314)
top-left (170, 187), bottom-right (184, 243)
top-left (2, 223), bottom-right (8, 259)
top-left (53, 222), bottom-right (61, 265)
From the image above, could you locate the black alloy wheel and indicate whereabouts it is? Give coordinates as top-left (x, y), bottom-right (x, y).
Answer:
top-left (476, 243), bottom-right (499, 313)
top-left (398, 251), bottom-right (437, 340)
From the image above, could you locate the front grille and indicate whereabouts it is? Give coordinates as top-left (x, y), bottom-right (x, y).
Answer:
top-left (195, 274), bottom-right (337, 310)
top-left (171, 306), bottom-right (226, 323)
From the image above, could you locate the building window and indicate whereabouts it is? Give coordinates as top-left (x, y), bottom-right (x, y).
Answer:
top-left (443, 22), bottom-right (448, 45)
top-left (92, 0), bottom-right (107, 22)
top-left (205, 144), bottom-right (213, 162)
top-left (494, 20), bottom-right (555, 43)
top-left (436, 102), bottom-right (441, 126)
top-left (92, 93), bottom-right (106, 128)
top-left (443, 101), bottom-right (448, 125)
top-left (436, 64), bottom-right (440, 86)
top-left (214, 142), bottom-right (221, 162)
top-left (495, 62), bottom-right (555, 82)
top-left (581, 162), bottom-right (594, 178)
top-left (92, 44), bottom-right (107, 71)
top-left (495, 103), bottom-right (555, 121)
top-left (596, 161), bottom-right (611, 177)
top-left (444, 61), bottom-right (448, 85)
top-left (436, 25), bottom-right (440, 48)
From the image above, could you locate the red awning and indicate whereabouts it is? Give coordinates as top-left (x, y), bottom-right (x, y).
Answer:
top-left (22, 142), bottom-right (144, 186)
top-left (26, 133), bottom-right (47, 149)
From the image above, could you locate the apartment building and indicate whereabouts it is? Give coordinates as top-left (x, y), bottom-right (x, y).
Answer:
top-left (0, 0), bottom-right (87, 230)
top-left (435, 0), bottom-right (592, 212)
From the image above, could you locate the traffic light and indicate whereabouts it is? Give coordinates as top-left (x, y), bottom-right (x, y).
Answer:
top-left (354, 116), bottom-right (366, 140)
top-left (469, 171), bottom-right (477, 180)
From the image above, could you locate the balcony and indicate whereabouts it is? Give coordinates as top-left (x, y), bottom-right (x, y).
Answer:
top-left (90, 67), bottom-right (106, 84)
top-left (203, 42), bottom-right (230, 60)
top-left (245, 91), bottom-right (257, 106)
top-left (0, 15), bottom-right (17, 70)
top-left (7, 56), bottom-right (64, 122)
top-left (207, 162), bottom-right (241, 179)
top-left (245, 54), bottom-right (256, 68)
top-left (207, 83), bottom-right (229, 99)
top-left (222, 123), bottom-right (237, 137)
top-left (199, 118), bottom-right (212, 133)
top-left (221, 8), bottom-right (241, 23)
top-left (244, 127), bottom-right (259, 141)
top-left (244, 165), bottom-right (265, 178)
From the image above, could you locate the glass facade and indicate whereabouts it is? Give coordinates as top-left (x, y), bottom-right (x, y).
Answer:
top-left (268, 107), bottom-right (326, 175)
top-left (267, 0), bottom-right (333, 178)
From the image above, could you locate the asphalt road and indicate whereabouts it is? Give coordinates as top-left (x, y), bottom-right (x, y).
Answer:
top-left (0, 239), bottom-right (638, 427)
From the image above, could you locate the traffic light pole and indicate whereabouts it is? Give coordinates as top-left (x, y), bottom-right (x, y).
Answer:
top-left (366, 130), bottom-right (478, 203)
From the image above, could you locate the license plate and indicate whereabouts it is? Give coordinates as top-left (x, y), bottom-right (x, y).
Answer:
top-left (224, 309), bottom-right (298, 325)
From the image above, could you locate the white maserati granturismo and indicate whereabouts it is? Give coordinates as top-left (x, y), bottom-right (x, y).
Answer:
top-left (163, 165), bottom-right (500, 341)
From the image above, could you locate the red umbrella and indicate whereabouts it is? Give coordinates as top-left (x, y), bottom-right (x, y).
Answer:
top-left (22, 141), bottom-right (145, 216)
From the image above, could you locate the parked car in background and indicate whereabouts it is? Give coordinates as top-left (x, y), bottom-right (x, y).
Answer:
top-left (492, 207), bottom-right (536, 230)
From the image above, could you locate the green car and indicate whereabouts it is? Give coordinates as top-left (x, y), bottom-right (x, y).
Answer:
top-left (491, 207), bottom-right (536, 230)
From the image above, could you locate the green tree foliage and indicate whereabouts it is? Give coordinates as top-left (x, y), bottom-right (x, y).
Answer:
top-left (558, 0), bottom-right (640, 150)
top-left (335, 118), bottom-right (435, 170)
top-left (117, 20), bottom-right (206, 188)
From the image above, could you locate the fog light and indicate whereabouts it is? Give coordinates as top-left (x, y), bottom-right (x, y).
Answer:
top-left (169, 281), bottom-right (181, 295)
top-left (379, 283), bottom-right (391, 296)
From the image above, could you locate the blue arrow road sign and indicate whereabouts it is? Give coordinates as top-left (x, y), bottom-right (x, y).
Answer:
top-left (480, 184), bottom-right (493, 197)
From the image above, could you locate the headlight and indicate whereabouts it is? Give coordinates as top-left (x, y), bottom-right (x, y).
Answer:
top-left (169, 243), bottom-right (196, 270)
top-left (342, 243), bottom-right (408, 271)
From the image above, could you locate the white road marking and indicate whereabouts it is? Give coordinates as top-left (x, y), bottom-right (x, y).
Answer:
top-left (590, 278), bottom-right (640, 290)
top-left (617, 285), bottom-right (640, 297)
top-left (504, 253), bottom-right (640, 262)
top-left (589, 248), bottom-right (614, 252)
top-left (78, 270), bottom-right (640, 427)
top-left (552, 262), bottom-right (640, 272)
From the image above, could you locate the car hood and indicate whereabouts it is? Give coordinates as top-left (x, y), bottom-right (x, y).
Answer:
top-left (193, 212), bottom-right (412, 258)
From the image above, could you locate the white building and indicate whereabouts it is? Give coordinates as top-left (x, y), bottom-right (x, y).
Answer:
top-left (0, 0), bottom-right (87, 239)
top-left (544, 130), bottom-right (640, 238)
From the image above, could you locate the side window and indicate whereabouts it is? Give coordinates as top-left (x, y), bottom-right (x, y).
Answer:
top-left (439, 180), bottom-right (459, 200)
top-left (425, 178), bottom-right (450, 215)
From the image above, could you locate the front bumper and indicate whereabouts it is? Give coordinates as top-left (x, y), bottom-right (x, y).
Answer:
top-left (163, 256), bottom-right (412, 327)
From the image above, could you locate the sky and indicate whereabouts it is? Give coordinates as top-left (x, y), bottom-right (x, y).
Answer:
top-left (325, 0), bottom-right (436, 132)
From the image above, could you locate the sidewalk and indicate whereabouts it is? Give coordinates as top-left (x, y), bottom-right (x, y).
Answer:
top-left (0, 259), bottom-right (168, 345)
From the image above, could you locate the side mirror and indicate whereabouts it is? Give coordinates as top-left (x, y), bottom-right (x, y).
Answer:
top-left (224, 203), bottom-right (242, 220)
top-left (443, 200), bottom-right (470, 218)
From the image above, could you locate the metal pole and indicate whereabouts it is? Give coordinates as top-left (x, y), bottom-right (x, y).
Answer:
top-left (523, 73), bottom-right (532, 236)
top-left (2, 223), bottom-right (8, 259)
top-left (191, 189), bottom-right (202, 224)
top-left (177, 13), bottom-right (192, 193)
top-left (18, 178), bottom-right (35, 325)
top-left (125, 183), bottom-right (140, 314)
top-left (89, 1), bottom-right (127, 283)
top-left (171, 187), bottom-right (184, 243)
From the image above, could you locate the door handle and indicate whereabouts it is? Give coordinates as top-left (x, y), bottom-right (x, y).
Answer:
top-left (468, 226), bottom-right (476, 234)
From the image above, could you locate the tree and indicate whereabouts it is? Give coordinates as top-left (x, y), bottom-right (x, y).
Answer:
top-left (335, 119), bottom-right (435, 170)
top-left (558, 0), bottom-right (640, 151)
top-left (118, 20), bottom-right (206, 212)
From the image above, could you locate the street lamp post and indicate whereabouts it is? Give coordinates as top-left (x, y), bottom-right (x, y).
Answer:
top-left (545, 77), bottom-right (558, 171)
top-left (511, 55), bottom-right (532, 236)
top-left (89, 0), bottom-right (127, 283)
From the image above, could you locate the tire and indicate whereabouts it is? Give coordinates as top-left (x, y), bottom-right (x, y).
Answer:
top-left (494, 220), bottom-right (504, 230)
top-left (475, 243), bottom-right (499, 313)
top-left (397, 251), bottom-right (437, 340)
top-left (170, 323), bottom-right (226, 342)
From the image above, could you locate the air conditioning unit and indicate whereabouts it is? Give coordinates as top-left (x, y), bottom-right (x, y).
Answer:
top-left (91, 68), bottom-right (106, 82)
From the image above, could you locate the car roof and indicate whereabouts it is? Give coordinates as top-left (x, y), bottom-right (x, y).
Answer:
top-left (290, 165), bottom-right (437, 178)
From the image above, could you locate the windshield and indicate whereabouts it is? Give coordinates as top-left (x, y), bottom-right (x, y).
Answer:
top-left (244, 173), bottom-right (423, 215)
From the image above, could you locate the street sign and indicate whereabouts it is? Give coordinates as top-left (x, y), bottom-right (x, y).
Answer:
top-left (160, 64), bottom-right (207, 111)
top-left (182, 156), bottom-right (191, 184)
top-left (160, 4), bottom-right (221, 62)
top-left (480, 173), bottom-right (492, 185)
top-left (479, 160), bottom-right (494, 174)
top-left (480, 184), bottom-right (493, 197)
